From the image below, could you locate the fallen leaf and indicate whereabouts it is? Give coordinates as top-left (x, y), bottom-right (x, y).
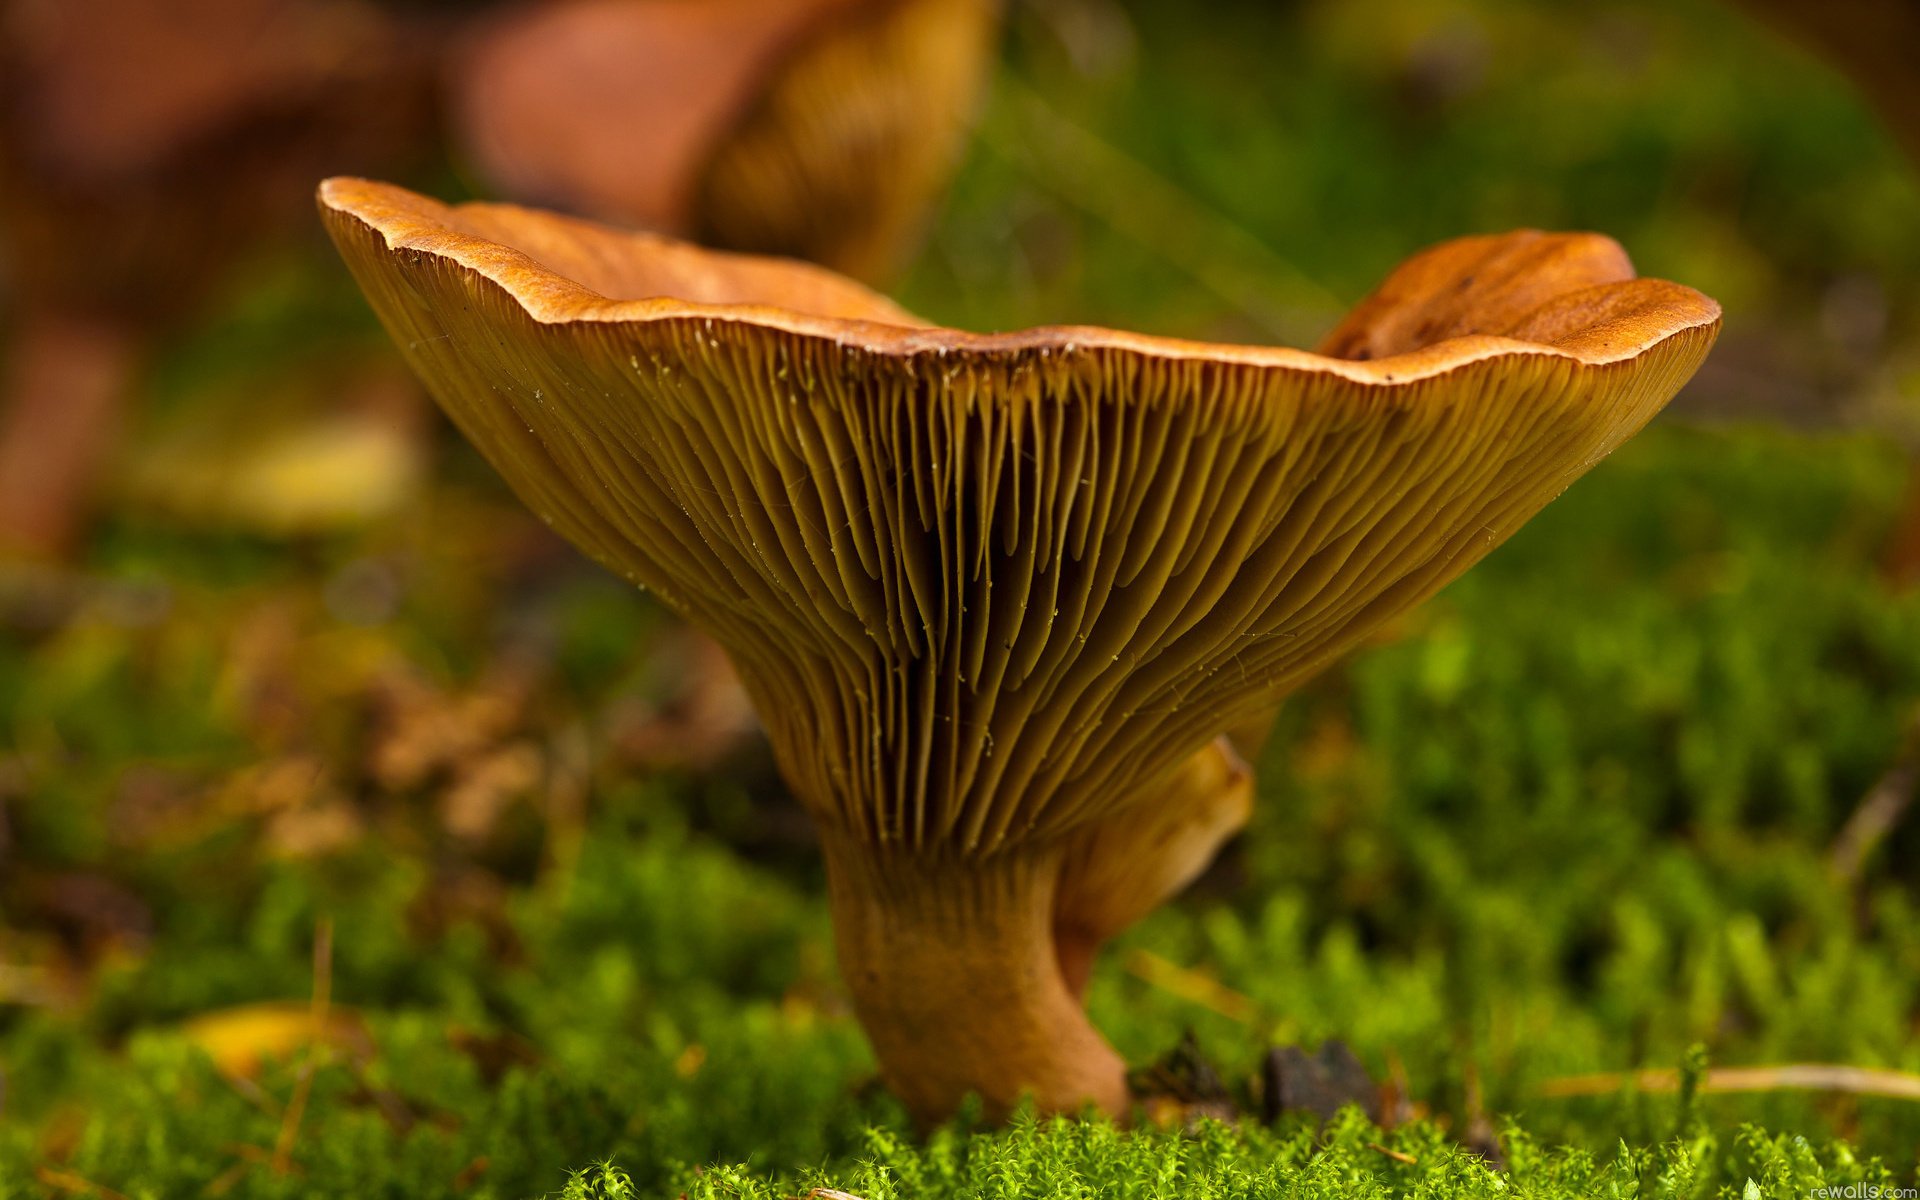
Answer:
top-left (177, 1001), bottom-right (372, 1079)
top-left (441, 741), bottom-right (543, 842)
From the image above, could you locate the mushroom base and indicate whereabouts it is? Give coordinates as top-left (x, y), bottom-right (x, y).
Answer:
top-left (820, 830), bottom-right (1129, 1126)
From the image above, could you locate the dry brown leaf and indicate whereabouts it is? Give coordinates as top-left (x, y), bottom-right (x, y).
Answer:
top-left (441, 741), bottom-right (543, 842)
top-left (369, 667), bottom-right (533, 793)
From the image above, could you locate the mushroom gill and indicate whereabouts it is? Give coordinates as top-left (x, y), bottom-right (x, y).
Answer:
top-left (320, 177), bottom-right (1721, 1125)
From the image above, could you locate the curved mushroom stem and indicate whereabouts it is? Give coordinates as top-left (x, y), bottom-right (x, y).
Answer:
top-left (1052, 737), bottom-right (1255, 998)
top-left (0, 311), bottom-right (139, 559)
top-left (820, 829), bottom-right (1129, 1126)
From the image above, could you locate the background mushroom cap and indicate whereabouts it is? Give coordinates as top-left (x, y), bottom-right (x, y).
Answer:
top-left (1, 0), bottom-right (430, 319)
top-left (321, 177), bottom-right (1720, 856)
top-left (451, 0), bottom-right (834, 235)
top-left (451, 0), bottom-right (1000, 284)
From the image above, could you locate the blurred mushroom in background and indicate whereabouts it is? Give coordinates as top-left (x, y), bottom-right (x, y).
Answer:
top-left (449, 0), bottom-right (1004, 286)
top-left (1722, 0), bottom-right (1920, 584)
top-left (0, 0), bottom-right (436, 558)
top-left (1730, 0), bottom-right (1920, 166)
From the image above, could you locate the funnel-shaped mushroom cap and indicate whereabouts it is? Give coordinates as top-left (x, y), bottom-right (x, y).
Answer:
top-left (321, 178), bottom-right (1719, 1121)
top-left (451, 0), bottom-right (1000, 284)
top-left (323, 177), bottom-right (1718, 854)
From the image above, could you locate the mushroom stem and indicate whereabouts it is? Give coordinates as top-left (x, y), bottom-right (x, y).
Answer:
top-left (819, 828), bottom-right (1129, 1126)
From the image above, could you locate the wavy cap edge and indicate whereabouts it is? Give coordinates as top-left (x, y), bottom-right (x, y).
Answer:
top-left (317, 176), bottom-right (1722, 385)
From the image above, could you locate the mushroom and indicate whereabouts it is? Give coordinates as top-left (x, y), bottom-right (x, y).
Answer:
top-left (320, 177), bottom-right (1721, 1124)
top-left (449, 0), bottom-right (1001, 285)
top-left (1731, 0), bottom-right (1920, 166)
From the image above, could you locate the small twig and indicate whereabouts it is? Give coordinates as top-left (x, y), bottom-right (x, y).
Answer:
top-left (540, 721), bottom-right (592, 890)
top-left (1367, 1141), bottom-right (1419, 1166)
top-left (1540, 1063), bottom-right (1920, 1102)
top-left (270, 916), bottom-right (334, 1174)
top-left (453, 1156), bottom-right (491, 1191)
top-left (202, 1161), bottom-right (252, 1198)
top-left (1379, 1047), bottom-right (1417, 1126)
top-left (34, 1167), bottom-right (131, 1200)
top-left (1123, 948), bottom-right (1257, 1023)
top-left (217, 1070), bottom-right (285, 1119)
top-left (203, 1145), bottom-right (276, 1198)
top-left (0, 756), bottom-right (14, 860)
top-left (1830, 708), bottom-right (1920, 882)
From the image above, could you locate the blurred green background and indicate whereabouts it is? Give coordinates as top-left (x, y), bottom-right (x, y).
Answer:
top-left (3, 0), bottom-right (1920, 1195)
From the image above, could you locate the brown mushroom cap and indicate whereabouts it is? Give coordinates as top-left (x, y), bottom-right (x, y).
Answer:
top-left (320, 176), bottom-right (1720, 1122)
top-left (451, 0), bottom-right (1000, 284)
